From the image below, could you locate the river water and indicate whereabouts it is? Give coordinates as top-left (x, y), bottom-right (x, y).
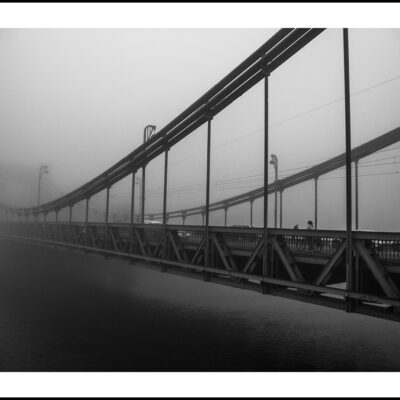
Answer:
top-left (0, 239), bottom-right (400, 372)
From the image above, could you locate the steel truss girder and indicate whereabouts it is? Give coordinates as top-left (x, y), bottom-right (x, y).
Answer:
top-left (3, 223), bottom-right (400, 305)
top-left (5, 230), bottom-right (400, 323)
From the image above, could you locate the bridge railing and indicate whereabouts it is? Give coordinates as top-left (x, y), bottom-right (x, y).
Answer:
top-left (3, 222), bottom-right (400, 265)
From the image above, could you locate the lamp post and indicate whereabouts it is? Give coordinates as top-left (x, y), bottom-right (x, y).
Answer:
top-left (269, 154), bottom-right (278, 228)
top-left (135, 176), bottom-right (142, 223)
top-left (37, 165), bottom-right (49, 207)
top-left (142, 125), bottom-right (156, 224)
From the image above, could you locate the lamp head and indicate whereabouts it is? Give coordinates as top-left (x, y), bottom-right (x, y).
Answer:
top-left (40, 165), bottom-right (49, 176)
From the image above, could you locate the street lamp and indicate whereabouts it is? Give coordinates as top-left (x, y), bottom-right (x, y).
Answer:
top-left (141, 125), bottom-right (156, 224)
top-left (37, 165), bottom-right (49, 207)
top-left (143, 125), bottom-right (157, 143)
top-left (135, 176), bottom-right (142, 223)
top-left (269, 154), bottom-right (278, 228)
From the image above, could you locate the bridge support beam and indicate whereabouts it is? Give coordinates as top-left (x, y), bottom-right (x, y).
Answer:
top-left (68, 205), bottom-right (73, 243)
top-left (279, 190), bottom-right (283, 228)
top-left (163, 148), bottom-right (169, 260)
top-left (355, 159), bottom-right (359, 230)
top-left (250, 198), bottom-right (254, 227)
top-left (224, 205), bottom-right (228, 227)
top-left (105, 186), bottom-right (110, 249)
top-left (131, 171), bottom-right (136, 224)
top-left (85, 197), bottom-right (90, 246)
top-left (314, 176), bottom-right (318, 230)
top-left (343, 28), bottom-right (354, 311)
top-left (141, 167), bottom-right (146, 224)
top-left (162, 149), bottom-right (169, 225)
top-left (262, 68), bottom-right (270, 292)
top-left (205, 117), bottom-right (212, 268)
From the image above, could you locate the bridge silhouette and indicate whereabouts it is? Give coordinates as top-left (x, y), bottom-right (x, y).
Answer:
top-left (1, 28), bottom-right (400, 322)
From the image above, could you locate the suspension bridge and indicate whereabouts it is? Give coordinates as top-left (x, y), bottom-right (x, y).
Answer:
top-left (1, 28), bottom-right (400, 322)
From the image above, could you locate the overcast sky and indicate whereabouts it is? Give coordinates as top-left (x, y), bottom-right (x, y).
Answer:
top-left (1, 28), bottom-right (400, 230)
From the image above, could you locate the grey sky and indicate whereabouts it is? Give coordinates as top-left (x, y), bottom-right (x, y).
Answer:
top-left (1, 29), bottom-right (400, 230)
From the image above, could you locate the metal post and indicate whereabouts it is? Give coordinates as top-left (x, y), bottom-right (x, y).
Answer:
top-left (250, 199), bottom-right (254, 227)
top-left (140, 125), bottom-right (156, 225)
top-left (162, 148), bottom-right (169, 260)
top-left (205, 117), bottom-right (212, 266)
top-left (85, 197), bottom-right (89, 246)
top-left (130, 171), bottom-right (136, 224)
top-left (355, 159), bottom-right (359, 230)
top-left (270, 154), bottom-right (278, 228)
top-left (274, 186), bottom-right (277, 228)
top-left (130, 172), bottom-right (137, 254)
top-left (343, 28), bottom-right (353, 307)
top-left (105, 186), bottom-right (110, 248)
top-left (53, 210), bottom-right (58, 240)
top-left (279, 190), bottom-right (283, 228)
top-left (141, 166), bottom-right (146, 224)
top-left (182, 214), bottom-right (186, 225)
top-left (69, 205), bottom-right (73, 242)
top-left (224, 206), bottom-right (228, 227)
top-left (37, 172), bottom-right (42, 207)
top-left (163, 149), bottom-right (169, 226)
top-left (314, 176), bottom-right (318, 230)
top-left (85, 198), bottom-right (89, 226)
top-left (263, 69), bottom-right (270, 286)
top-left (37, 165), bottom-right (48, 207)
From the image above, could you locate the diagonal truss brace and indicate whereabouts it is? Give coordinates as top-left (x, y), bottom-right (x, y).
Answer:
top-left (354, 240), bottom-right (400, 299)
top-left (242, 237), bottom-right (264, 274)
top-left (134, 229), bottom-right (149, 256)
top-left (167, 231), bottom-right (189, 263)
top-left (314, 240), bottom-right (346, 286)
top-left (190, 235), bottom-right (206, 265)
top-left (211, 233), bottom-right (238, 272)
top-left (271, 236), bottom-right (306, 282)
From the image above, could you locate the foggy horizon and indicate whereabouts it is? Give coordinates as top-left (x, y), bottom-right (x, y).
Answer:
top-left (1, 28), bottom-right (400, 231)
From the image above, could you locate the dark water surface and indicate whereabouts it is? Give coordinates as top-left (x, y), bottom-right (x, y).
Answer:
top-left (0, 239), bottom-right (400, 371)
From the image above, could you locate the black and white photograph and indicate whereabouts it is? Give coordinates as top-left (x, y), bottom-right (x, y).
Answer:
top-left (0, 2), bottom-right (399, 398)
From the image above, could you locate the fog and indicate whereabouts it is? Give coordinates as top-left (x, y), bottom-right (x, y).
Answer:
top-left (1, 29), bottom-right (400, 231)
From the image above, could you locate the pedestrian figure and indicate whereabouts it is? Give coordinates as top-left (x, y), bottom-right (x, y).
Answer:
top-left (306, 220), bottom-right (314, 250)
